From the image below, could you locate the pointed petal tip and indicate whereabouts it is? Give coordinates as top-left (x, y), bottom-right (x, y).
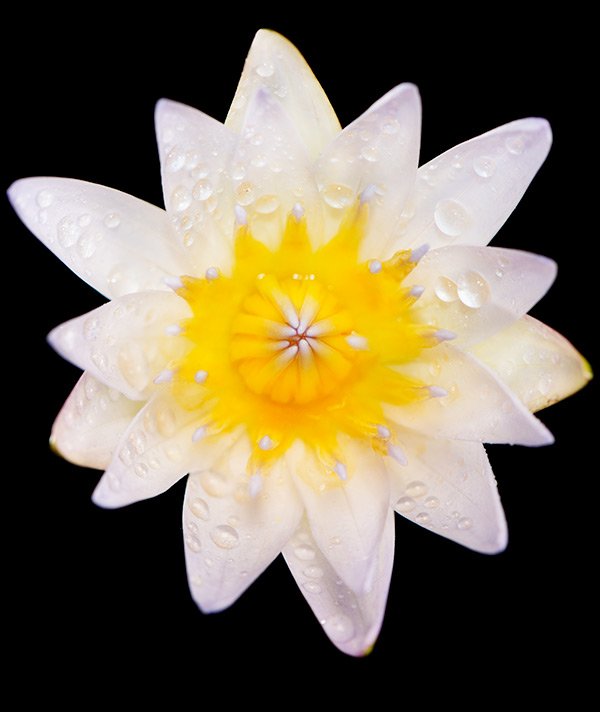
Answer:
top-left (91, 478), bottom-right (126, 510)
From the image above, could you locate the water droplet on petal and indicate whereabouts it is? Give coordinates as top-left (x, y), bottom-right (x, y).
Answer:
top-left (192, 180), bottom-right (213, 201)
top-left (57, 216), bottom-right (79, 247)
top-left (321, 183), bottom-right (354, 209)
top-left (425, 496), bottom-right (440, 509)
top-left (505, 135), bottom-right (525, 155)
top-left (323, 614), bottom-right (355, 643)
top-left (185, 534), bottom-right (202, 552)
top-left (416, 512), bottom-right (431, 524)
top-left (360, 145), bottom-right (379, 162)
top-left (190, 497), bottom-right (210, 520)
top-left (210, 525), bottom-right (239, 549)
top-left (235, 181), bottom-right (256, 206)
top-left (434, 276), bottom-right (459, 302)
top-left (103, 213), bottom-right (120, 229)
top-left (434, 198), bottom-right (470, 237)
top-left (166, 149), bottom-right (185, 173)
top-left (396, 496), bottom-right (416, 513)
top-left (37, 190), bottom-right (53, 208)
top-left (254, 194), bottom-right (280, 214)
top-left (255, 61), bottom-right (274, 77)
top-left (457, 517), bottom-right (473, 530)
top-left (200, 470), bottom-right (229, 497)
top-left (457, 271), bottom-right (490, 308)
top-left (294, 544), bottom-right (316, 561)
top-left (405, 480), bottom-right (428, 498)
top-left (473, 155), bottom-right (496, 178)
top-left (171, 186), bottom-right (192, 212)
top-left (303, 566), bottom-right (324, 579)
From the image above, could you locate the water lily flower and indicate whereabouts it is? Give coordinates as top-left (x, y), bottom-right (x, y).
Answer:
top-left (8, 30), bottom-right (590, 656)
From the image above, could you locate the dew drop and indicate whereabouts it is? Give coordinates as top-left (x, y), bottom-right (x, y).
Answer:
top-left (457, 271), bottom-right (490, 308)
top-left (230, 163), bottom-right (246, 180)
top-left (254, 194), bottom-right (280, 214)
top-left (416, 512), bottom-right (431, 524)
top-left (381, 118), bottom-right (399, 134)
top-left (210, 525), bottom-right (239, 549)
top-left (103, 213), bottom-right (121, 229)
top-left (321, 183), bottom-right (354, 210)
top-left (360, 145), bottom-right (379, 162)
top-left (192, 180), bottom-right (213, 201)
top-left (405, 480), bottom-right (428, 498)
top-left (425, 496), bottom-right (440, 509)
top-left (303, 581), bottom-right (322, 594)
top-left (185, 534), bottom-right (202, 552)
top-left (77, 231), bottom-right (101, 259)
top-left (57, 216), bottom-right (79, 248)
top-left (294, 544), bottom-right (316, 561)
top-left (505, 135), bottom-right (525, 155)
top-left (396, 496), bottom-right (416, 513)
top-left (235, 181), bottom-right (256, 206)
top-left (303, 566), bottom-right (324, 579)
top-left (171, 186), bottom-right (192, 212)
top-left (457, 517), bottom-right (473, 530)
top-left (37, 190), bottom-right (53, 208)
top-left (200, 470), bottom-right (229, 498)
top-left (78, 214), bottom-right (92, 228)
top-left (165, 149), bottom-right (185, 173)
top-left (83, 317), bottom-right (99, 341)
top-left (473, 155), bottom-right (496, 178)
top-left (434, 276), bottom-right (459, 302)
top-left (323, 614), bottom-right (355, 643)
top-left (133, 462), bottom-right (148, 479)
top-left (190, 498), bottom-right (210, 521)
top-left (434, 198), bottom-right (470, 237)
top-left (255, 61), bottom-right (274, 77)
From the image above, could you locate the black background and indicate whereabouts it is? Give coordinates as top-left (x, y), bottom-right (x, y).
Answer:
top-left (4, 6), bottom-right (594, 697)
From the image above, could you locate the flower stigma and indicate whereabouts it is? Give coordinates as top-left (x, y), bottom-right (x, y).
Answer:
top-left (164, 200), bottom-right (440, 484)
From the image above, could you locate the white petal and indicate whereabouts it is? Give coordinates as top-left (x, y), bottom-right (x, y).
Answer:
top-left (389, 434), bottom-right (507, 554)
top-left (385, 344), bottom-right (553, 445)
top-left (315, 84), bottom-right (421, 254)
top-left (393, 118), bottom-right (552, 252)
top-left (473, 315), bottom-right (592, 412)
top-left (283, 509), bottom-right (395, 656)
top-left (51, 372), bottom-right (142, 469)
top-left (48, 291), bottom-right (190, 400)
top-left (230, 87), bottom-right (319, 247)
top-left (407, 245), bottom-right (556, 346)
top-left (225, 29), bottom-right (340, 158)
top-left (290, 439), bottom-right (389, 593)
top-left (8, 178), bottom-right (185, 299)
top-left (183, 465), bottom-right (303, 613)
top-left (155, 99), bottom-right (237, 272)
top-left (92, 395), bottom-right (217, 508)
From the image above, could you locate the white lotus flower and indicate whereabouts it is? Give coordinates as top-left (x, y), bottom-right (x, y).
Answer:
top-left (8, 30), bottom-right (591, 656)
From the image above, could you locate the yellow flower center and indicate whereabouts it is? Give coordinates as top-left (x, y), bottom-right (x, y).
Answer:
top-left (169, 203), bottom-right (436, 479)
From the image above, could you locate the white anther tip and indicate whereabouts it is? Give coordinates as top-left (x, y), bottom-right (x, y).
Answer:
top-left (164, 276), bottom-right (183, 290)
top-left (292, 203), bottom-right (304, 220)
top-left (334, 461), bottom-right (348, 481)
top-left (428, 385), bottom-right (448, 398)
top-left (434, 329), bottom-right (457, 342)
top-left (360, 184), bottom-right (377, 203)
top-left (368, 259), bottom-right (382, 274)
top-left (377, 424), bottom-right (391, 440)
top-left (194, 370), bottom-right (208, 384)
top-left (409, 285), bottom-right (425, 298)
top-left (409, 244), bottom-right (430, 263)
top-left (388, 444), bottom-right (408, 466)
top-left (346, 334), bottom-right (369, 350)
top-left (153, 369), bottom-right (174, 385)
top-left (248, 473), bottom-right (263, 498)
top-left (235, 205), bottom-right (247, 225)
top-left (258, 435), bottom-right (275, 451)
top-left (164, 324), bottom-right (182, 336)
top-left (192, 426), bottom-right (206, 443)
top-left (205, 267), bottom-right (219, 281)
